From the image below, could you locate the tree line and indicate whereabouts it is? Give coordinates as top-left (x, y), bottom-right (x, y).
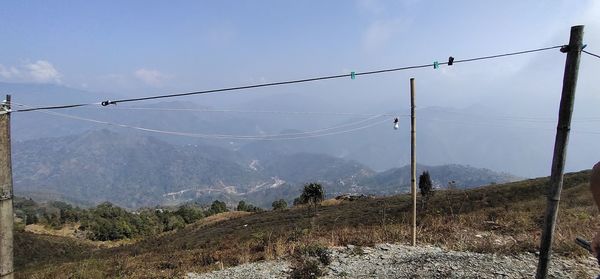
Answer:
top-left (14, 198), bottom-right (261, 241)
top-left (14, 182), bottom-right (326, 241)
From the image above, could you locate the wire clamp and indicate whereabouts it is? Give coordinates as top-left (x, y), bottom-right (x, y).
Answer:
top-left (0, 99), bottom-right (10, 115)
top-left (101, 100), bottom-right (117, 106)
top-left (433, 61), bottom-right (439, 69)
top-left (560, 44), bottom-right (586, 53)
top-left (448, 56), bottom-right (454, 66)
top-left (0, 189), bottom-right (12, 201)
top-left (350, 71), bottom-right (356, 80)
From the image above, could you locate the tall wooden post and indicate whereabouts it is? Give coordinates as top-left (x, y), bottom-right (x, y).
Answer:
top-left (410, 78), bottom-right (416, 246)
top-left (535, 25), bottom-right (584, 279)
top-left (0, 95), bottom-right (13, 279)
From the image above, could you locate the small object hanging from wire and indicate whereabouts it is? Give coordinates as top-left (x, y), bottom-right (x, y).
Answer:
top-left (448, 56), bottom-right (454, 66)
top-left (101, 100), bottom-right (116, 106)
top-left (350, 71), bottom-right (356, 80)
top-left (433, 61), bottom-right (439, 69)
top-left (393, 117), bottom-right (399, 130)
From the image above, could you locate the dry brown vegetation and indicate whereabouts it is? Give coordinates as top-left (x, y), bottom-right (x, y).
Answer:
top-left (16, 170), bottom-right (599, 278)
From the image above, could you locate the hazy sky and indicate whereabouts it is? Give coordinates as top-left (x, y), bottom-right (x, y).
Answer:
top-left (1, 0), bottom-right (599, 175)
top-left (0, 1), bottom-right (599, 119)
top-left (0, 1), bottom-right (597, 97)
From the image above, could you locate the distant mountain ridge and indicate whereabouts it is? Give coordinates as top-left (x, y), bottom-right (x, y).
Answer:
top-left (13, 129), bottom-right (519, 208)
top-left (3, 82), bottom-right (599, 178)
top-left (360, 164), bottom-right (520, 195)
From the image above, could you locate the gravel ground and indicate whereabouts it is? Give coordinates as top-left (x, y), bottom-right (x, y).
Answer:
top-left (187, 243), bottom-right (600, 279)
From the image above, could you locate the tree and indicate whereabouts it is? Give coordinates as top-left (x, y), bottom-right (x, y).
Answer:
top-left (208, 200), bottom-right (228, 215)
top-left (293, 197), bottom-right (302, 206)
top-left (237, 200), bottom-right (248, 211)
top-left (272, 199), bottom-right (288, 211)
top-left (419, 171), bottom-right (433, 197)
top-left (175, 205), bottom-right (204, 224)
top-left (419, 171), bottom-right (434, 210)
top-left (25, 211), bottom-right (38, 225)
top-left (298, 183), bottom-right (325, 215)
top-left (164, 215), bottom-right (186, 231)
top-left (237, 201), bottom-right (263, 213)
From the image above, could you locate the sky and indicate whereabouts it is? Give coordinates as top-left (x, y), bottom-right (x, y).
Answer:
top-left (0, 1), bottom-right (598, 101)
top-left (0, 0), bottom-right (599, 176)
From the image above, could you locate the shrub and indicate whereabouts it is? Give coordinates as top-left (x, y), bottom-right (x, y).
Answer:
top-left (272, 199), bottom-right (288, 211)
top-left (289, 258), bottom-right (325, 279)
top-left (208, 200), bottom-right (228, 215)
top-left (296, 244), bottom-right (331, 266)
top-left (237, 200), bottom-right (263, 212)
top-left (297, 183), bottom-right (325, 215)
top-left (175, 205), bottom-right (204, 224)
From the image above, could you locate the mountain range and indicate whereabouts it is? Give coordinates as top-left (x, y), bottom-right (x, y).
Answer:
top-left (4, 82), bottom-right (598, 179)
top-left (13, 129), bottom-right (519, 208)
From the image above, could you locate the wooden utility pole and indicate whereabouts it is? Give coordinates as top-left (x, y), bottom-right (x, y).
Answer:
top-left (535, 25), bottom-right (584, 279)
top-left (410, 78), bottom-right (416, 246)
top-left (0, 95), bottom-right (13, 279)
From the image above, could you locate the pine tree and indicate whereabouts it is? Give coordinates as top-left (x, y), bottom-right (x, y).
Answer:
top-left (419, 171), bottom-right (434, 209)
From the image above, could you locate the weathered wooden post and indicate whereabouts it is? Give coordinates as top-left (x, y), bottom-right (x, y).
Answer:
top-left (410, 78), bottom-right (416, 246)
top-left (535, 25), bottom-right (584, 279)
top-left (0, 95), bottom-right (13, 279)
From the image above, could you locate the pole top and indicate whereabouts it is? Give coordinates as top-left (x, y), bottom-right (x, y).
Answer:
top-left (1, 95), bottom-right (11, 114)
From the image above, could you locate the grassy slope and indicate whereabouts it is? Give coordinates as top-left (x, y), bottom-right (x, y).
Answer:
top-left (17, 170), bottom-right (599, 278)
top-left (14, 231), bottom-right (96, 271)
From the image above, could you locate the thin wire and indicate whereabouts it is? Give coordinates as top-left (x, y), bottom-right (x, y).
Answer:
top-left (13, 102), bottom-right (389, 138)
top-left (92, 106), bottom-right (401, 117)
top-left (11, 45), bottom-right (564, 112)
top-left (96, 105), bottom-right (600, 122)
top-left (422, 108), bottom-right (600, 122)
top-left (226, 114), bottom-right (386, 138)
top-left (13, 102), bottom-right (102, 112)
top-left (583, 50), bottom-right (600, 59)
top-left (16, 104), bottom-right (392, 140)
top-left (449, 45), bottom-right (563, 64)
top-left (425, 117), bottom-right (600, 135)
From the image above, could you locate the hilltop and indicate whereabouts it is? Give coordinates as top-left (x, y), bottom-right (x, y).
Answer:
top-left (14, 169), bottom-right (600, 278)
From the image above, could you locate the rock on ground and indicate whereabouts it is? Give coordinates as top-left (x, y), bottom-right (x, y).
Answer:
top-left (187, 243), bottom-right (600, 279)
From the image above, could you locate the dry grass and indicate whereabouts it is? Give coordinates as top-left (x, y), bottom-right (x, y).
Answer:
top-left (25, 223), bottom-right (81, 238)
top-left (16, 170), bottom-right (600, 278)
top-left (24, 223), bottom-right (140, 249)
top-left (320, 198), bottom-right (343, 207)
top-left (196, 211), bottom-right (253, 226)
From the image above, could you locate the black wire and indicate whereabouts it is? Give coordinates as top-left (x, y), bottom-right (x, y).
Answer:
top-left (13, 103), bottom-right (95, 112)
top-left (110, 45), bottom-right (563, 105)
top-left (12, 45), bottom-right (564, 112)
top-left (452, 45), bottom-right (563, 64)
top-left (583, 50), bottom-right (600, 59)
top-left (102, 73), bottom-right (352, 105)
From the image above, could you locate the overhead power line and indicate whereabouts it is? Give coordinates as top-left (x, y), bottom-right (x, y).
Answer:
top-left (99, 106), bottom-right (600, 123)
top-left (91, 106), bottom-right (400, 117)
top-left (13, 103), bottom-right (393, 140)
top-left (11, 45), bottom-right (564, 113)
top-left (15, 102), bottom-right (599, 140)
top-left (421, 108), bottom-right (600, 123)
